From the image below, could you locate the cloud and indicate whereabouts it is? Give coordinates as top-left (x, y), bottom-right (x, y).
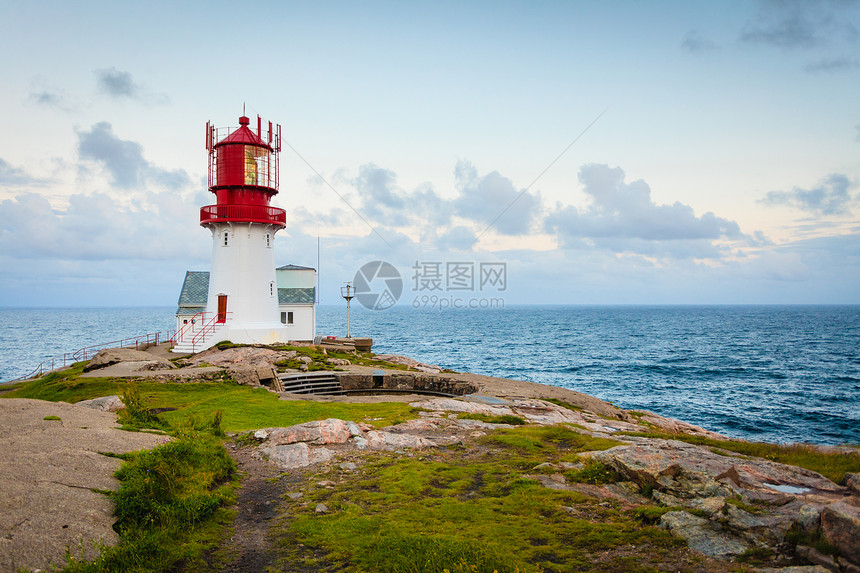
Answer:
top-left (27, 89), bottom-right (75, 111)
top-left (25, 77), bottom-right (77, 111)
top-left (0, 158), bottom-right (50, 187)
top-left (94, 67), bottom-right (168, 104)
top-left (453, 160), bottom-right (539, 235)
top-left (681, 30), bottom-right (719, 53)
top-left (760, 173), bottom-right (856, 215)
top-left (0, 191), bottom-right (206, 262)
top-left (545, 164), bottom-right (743, 258)
top-left (436, 226), bottom-right (477, 251)
top-left (353, 163), bottom-right (405, 218)
top-left (740, 0), bottom-right (860, 50)
top-left (77, 122), bottom-right (190, 190)
top-left (804, 57), bottom-right (860, 73)
top-left (96, 67), bottom-right (139, 98)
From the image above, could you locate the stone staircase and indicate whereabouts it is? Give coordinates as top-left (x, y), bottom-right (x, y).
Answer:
top-left (171, 323), bottom-right (226, 354)
top-left (278, 372), bottom-right (344, 396)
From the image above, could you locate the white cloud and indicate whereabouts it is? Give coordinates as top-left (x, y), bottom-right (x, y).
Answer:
top-left (545, 164), bottom-right (743, 259)
top-left (94, 68), bottom-right (168, 104)
top-left (760, 173), bottom-right (856, 215)
top-left (453, 160), bottom-right (539, 236)
top-left (76, 122), bottom-right (190, 190)
top-left (0, 191), bottom-right (207, 262)
top-left (681, 30), bottom-right (719, 53)
top-left (740, 0), bottom-right (859, 50)
top-left (804, 57), bottom-right (860, 73)
top-left (0, 158), bottom-right (50, 187)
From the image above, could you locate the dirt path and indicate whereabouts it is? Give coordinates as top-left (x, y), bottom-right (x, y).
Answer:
top-left (218, 442), bottom-right (286, 572)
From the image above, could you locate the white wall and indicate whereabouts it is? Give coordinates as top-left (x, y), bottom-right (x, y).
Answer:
top-left (206, 222), bottom-right (282, 327)
top-left (277, 268), bottom-right (315, 288)
top-left (277, 304), bottom-right (315, 341)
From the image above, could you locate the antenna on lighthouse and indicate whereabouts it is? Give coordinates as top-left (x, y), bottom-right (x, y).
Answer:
top-left (341, 281), bottom-right (355, 338)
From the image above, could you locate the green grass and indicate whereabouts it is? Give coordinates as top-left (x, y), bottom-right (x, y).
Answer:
top-left (545, 398), bottom-right (582, 412)
top-left (3, 365), bottom-right (417, 431)
top-left (268, 344), bottom-right (414, 372)
top-left (279, 427), bottom-right (685, 572)
top-left (1, 361), bottom-right (123, 403)
top-left (564, 459), bottom-right (621, 485)
top-left (617, 431), bottom-right (860, 484)
top-left (63, 434), bottom-right (236, 572)
top-left (458, 412), bottom-right (527, 425)
top-left (481, 425), bottom-right (622, 459)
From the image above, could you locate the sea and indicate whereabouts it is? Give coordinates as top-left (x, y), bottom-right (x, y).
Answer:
top-left (1, 305), bottom-right (857, 446)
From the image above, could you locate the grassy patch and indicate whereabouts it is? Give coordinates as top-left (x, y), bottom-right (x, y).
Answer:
top-left (5, 372), bottom-right (417, 432)
top-left (725, 496), bottom-right (765, 515)
top-left (785, 523), bottom-right (840, 557)
top-left (616, 432), bottom-right (860, 484)
top-left (482, 425), bottom-right (621, 459)
top-left (459, 412), bottom-right (527, 425)
top-left (279, 437), bottom-right (685, 572)
top-left (271, 344), bottom-right (415, 372)
top-left (564, 459), bottom-right (621, 485)
top-left (43, 415), bottom-right (61, 421)
top-left (630, 505), bottom-right (673, 525)
top-left (63, 430), bottom-right (236, 572)
top-left (1, 361), bottom-right (124, 403)
top-left (545, 398), bottom-right (582, 412)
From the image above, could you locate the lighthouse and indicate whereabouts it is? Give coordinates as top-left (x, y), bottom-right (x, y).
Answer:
top-left (172, 114), bottom-right (294, 353)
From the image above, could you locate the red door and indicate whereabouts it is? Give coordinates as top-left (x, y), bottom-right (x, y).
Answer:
top-left (217, 295), bottom-right (227, 323)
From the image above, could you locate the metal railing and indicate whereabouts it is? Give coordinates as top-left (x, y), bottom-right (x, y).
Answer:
top-left (13, 331), bottom-right (173, 381)
top-left (199, 204), bottom-right (286, 226)
top-left (189, 312), bottom-right (232, 353)
top-left (171, 311), bottom-right (231, 353)
top-left (171, 312), bottom-right (206, 345)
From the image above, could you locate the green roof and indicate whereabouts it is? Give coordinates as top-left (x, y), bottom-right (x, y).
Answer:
top-left (277, 264), bottom-right (315, 271)
top-left (177, 271), bottom-right (209, 307)
top-left (279, 287), bottom-right (315, 304)
top-left (176, 271), bottom-right (314, 308)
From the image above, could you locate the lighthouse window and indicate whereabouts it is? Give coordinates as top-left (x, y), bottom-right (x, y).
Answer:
top-left (270, 282), bottom-right (275, 296)
top-left (223, 232), bottom-right (229, 246)
top-left (266, 233), bottom-right (271, 247)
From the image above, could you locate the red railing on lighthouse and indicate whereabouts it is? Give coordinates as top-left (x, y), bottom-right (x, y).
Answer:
top-left (206, 117), bottom-right (281, 191)
top-left (200, 204), bottom-right (286, 226)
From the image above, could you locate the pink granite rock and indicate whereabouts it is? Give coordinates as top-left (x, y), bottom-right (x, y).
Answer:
top-left (263, 419), bottom-right (352, 445)
top-left (820, 500), bottom-right (860, 565)
top-left (258, 443), bottom-right (335, 470)
top-left (362, 430), bottom-right (436, 451)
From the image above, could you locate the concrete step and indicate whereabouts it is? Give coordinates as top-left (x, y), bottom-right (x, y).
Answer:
top-left (279, 372), bottom-right (343, 395)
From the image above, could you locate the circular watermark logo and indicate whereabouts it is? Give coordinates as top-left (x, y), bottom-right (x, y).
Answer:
top-left (353, 261), bottom-right (402, 310)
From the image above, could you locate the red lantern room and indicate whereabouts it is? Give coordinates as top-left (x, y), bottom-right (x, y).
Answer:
top-left (200, 115), bottom-right (287, 227)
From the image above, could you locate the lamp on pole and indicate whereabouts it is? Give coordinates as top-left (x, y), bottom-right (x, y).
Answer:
top-left (340, 281), bottom-right (355, 338)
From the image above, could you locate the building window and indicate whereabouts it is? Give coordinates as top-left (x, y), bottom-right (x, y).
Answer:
top-left (270, 282), bottom-right (274, 296)
top-left (288, 311), bottom-right (294, 324)
top-left (223, 232), bottom-right (229, 246)
top-left (266, 233), bottom-right (271, 247)
top-left (183, 319), bottom-right (188, 324)
top-left (280, 311), bottom-right (294, 325)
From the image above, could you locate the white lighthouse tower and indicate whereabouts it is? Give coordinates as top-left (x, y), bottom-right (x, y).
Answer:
top-left (172, 114), bottom-right (290, 353)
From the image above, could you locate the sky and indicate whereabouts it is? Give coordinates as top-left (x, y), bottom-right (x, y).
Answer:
top-left (0, 0), bottom-right (858, 308)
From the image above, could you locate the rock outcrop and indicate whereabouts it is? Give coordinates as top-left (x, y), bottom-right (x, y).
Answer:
top-left (252, 418), bottom-right (438, 469)
top-left (76, 395), bottom-right (124, 412)
top-left (83, 348), bottom-right (174, 372)
top-left (405, 396), bottom-right (860, 570)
